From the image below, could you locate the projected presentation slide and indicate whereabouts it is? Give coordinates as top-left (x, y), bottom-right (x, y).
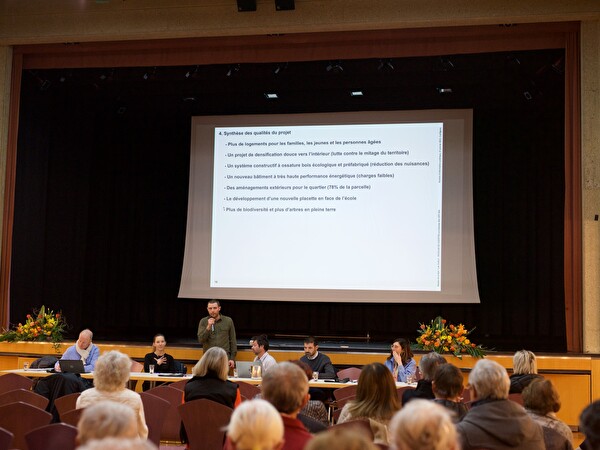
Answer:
top-left (211, 123), bottom-right (442, 291)
top-left (179, 110), bottom-right (479, 303)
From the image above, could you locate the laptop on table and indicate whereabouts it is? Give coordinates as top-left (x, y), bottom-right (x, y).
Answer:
top-left (58, 359), bottom-right (86, 373)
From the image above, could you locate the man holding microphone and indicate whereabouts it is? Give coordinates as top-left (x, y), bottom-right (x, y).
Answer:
top-left (197, 299), bottom-right (237, 369)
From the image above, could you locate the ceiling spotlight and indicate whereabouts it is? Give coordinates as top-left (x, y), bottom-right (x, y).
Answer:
top-left (551, 56), bottom-right (565, 75)
top-left (185, 66), bottom-right (199, 79)
top-left (437, 57), bottom-right (455, 71)
top-left (437, 87), bottom-right (453, 94)
top-left (350, 90), bottom-right (363, 97)
top-left (275, 0), bottom-right (295, 10)
top-left (264, 92), bottom-right (279, 99)
top-left (273, 62), bottom-right (289, 75)
top-left (99, 68), bottom-right (115, 82)
top-left (377, 59), bottom-right (395, 72)
top-left (142, 67), bottom-right (157, 80)
top-left (226, 64), bottom-right (241, 77)
top-left (326, 61), bottom-right (344, 74)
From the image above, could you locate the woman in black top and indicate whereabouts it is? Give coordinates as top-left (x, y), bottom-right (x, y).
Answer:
top-left (184, 346), bottom-right (240, 407)
top-left (143, 333), bottom-right (176, 390)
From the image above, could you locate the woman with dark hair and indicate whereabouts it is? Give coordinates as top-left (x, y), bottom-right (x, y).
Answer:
top-left (522, 378), bottom-right (573, 447)
top-left (384, 337), bottom-right (416, 382)
top-left (338, 362), bottom-right (400, 445)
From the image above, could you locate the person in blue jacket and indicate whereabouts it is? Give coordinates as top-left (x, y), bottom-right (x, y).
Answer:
top-left (385, 337), bottom-right (416, 382)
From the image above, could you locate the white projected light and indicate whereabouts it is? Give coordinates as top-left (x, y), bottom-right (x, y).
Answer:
top-left (179, 110), bottom-right (479, 303)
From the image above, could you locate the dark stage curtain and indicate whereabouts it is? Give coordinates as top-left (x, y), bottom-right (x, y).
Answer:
top-left (9, 58), bottom-right (566, 352)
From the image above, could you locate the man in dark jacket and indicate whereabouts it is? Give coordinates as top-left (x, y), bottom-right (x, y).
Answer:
top-left (457, 359), bottom-right (545, 450)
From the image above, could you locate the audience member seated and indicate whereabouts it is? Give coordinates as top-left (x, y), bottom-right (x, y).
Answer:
top-left (522, 378), bottom-right (573, 447)
top-left (300, 336), bottom-right (336, 379)
top-left (338, 362), bottom-right (400, 445)
top-left (77, 437), bottom-right (157, 450)
top-left (260, 362), bottom-right (313, 450)
top-left (390, 399), bottom-right (460, 450)
top-left (289, 360), bottom-right (329, 429)
top-left (54, 329), bottom-right (100, 373)
top-left (305, 429), bottom-right (379, 450)
top-left (76, 350), bottom-right (148, 440)
top-left (384, 337), bottom-right (417, 383)
top-left (142, 333), bottom-right (177, 391)
top-left (184, 346), bottom-right (241, 407)
top-left (432, 363), bottom-right (468, 422)
top-left (402, 352), bottom-right (447, 405)
top-left (509, 350), bottom-right (542, 394)
top-left (456, 359), bottom-right (544, 450)
top-left (225, 399), bottom-right (284, 450)
top-left (76, 400), bottom-right (139, 446)
top-left (251, 334), bottom-right (277, 374)
top-left (578, 400), bottom-right (600, 450)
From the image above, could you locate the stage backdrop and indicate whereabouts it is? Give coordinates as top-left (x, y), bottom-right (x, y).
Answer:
top-left (9, 49), bottom-right (566, 351)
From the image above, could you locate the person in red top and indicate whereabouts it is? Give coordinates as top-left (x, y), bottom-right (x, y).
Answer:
top-left (262, 362), bottom-right (313, 450)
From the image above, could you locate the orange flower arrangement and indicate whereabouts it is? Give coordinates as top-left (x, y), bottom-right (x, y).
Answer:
top-left (415, 316), bottom-right (486, 358)
top-left (0, 305), bottom-right (68, 350)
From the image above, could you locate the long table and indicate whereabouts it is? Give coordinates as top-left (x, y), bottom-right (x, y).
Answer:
top-left (1, 369), bottom-right (377, 389)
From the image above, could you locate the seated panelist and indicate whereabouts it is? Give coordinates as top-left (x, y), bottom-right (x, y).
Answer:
top-left (55, 328), bottom-right (100, 373)
top-left (299, 336), bottom-right (336, 379)
top-left (142, 333), bottom-right (177, 390)
top-left (384, 337), bottom-right (416, 383)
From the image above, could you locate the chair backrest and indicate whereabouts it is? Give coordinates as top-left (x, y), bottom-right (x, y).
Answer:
top-left (333, 385), bottom-right (358, 403)
top-left (329, 419), bottom-right (374, 441)
top-left (168, 378), bottom-right (189, 391)
top-left (131, 360), bottom-right (144, 372)
top-left (0, 388), bottom-right (49, 410)
top-left (396, 386), bottom-right (415, 407)
top-left (54, 392), bottom-right (81, 421)
top-left (59, 408), bottom-right (85, 427)
top-left (140, 391), bottom-right (170, 447)
top-left (461, 386), bottom-right (472, 403)
top-left (542, 426), bottom-right (573, 450)
top-left (414, 366), bottom-right (423, 381)
top-left (237, 380), bottom-right (260, 401)
top-left (337, 367), bottom-right (362, 381)
top-left (178, 399), bottom-right (233, 450)
top-left (145, 385), bottom-right (184, 443)
top-left (508, 393), bottom-right (524, 406)
top-left (0, 426), bottom-right (13, 450)
top-left (332, 384), bottom-right (359, 422)
top-left (0, 401), bottom-right (52, 450)
top-left (25, 422), bottom-right (77, 450)
top-left (0, 373), bottom-right (34, 395)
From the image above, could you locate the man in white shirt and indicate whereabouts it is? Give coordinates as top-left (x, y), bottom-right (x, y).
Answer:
top-left (251, 334), bottom-right (277, 374)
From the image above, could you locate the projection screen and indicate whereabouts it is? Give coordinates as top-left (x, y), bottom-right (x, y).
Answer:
top-left (179, 109), bottom-right (479, 303)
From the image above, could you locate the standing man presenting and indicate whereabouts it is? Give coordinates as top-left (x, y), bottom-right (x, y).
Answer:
top-left (197, 299), bottom-right (237, 368)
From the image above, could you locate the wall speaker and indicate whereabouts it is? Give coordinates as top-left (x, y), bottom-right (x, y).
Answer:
top-left (275, 0), bottom-right (295, 10)
top-left (237, 0), bottom-right (257, 12)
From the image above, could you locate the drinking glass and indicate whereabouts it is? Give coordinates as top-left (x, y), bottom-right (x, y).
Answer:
top-left (149, 364), bottom-right (155, 374)
top-left (23, 362), bottom-right (29, 370)
top-left (312, 371), bottom-right (319, 381)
